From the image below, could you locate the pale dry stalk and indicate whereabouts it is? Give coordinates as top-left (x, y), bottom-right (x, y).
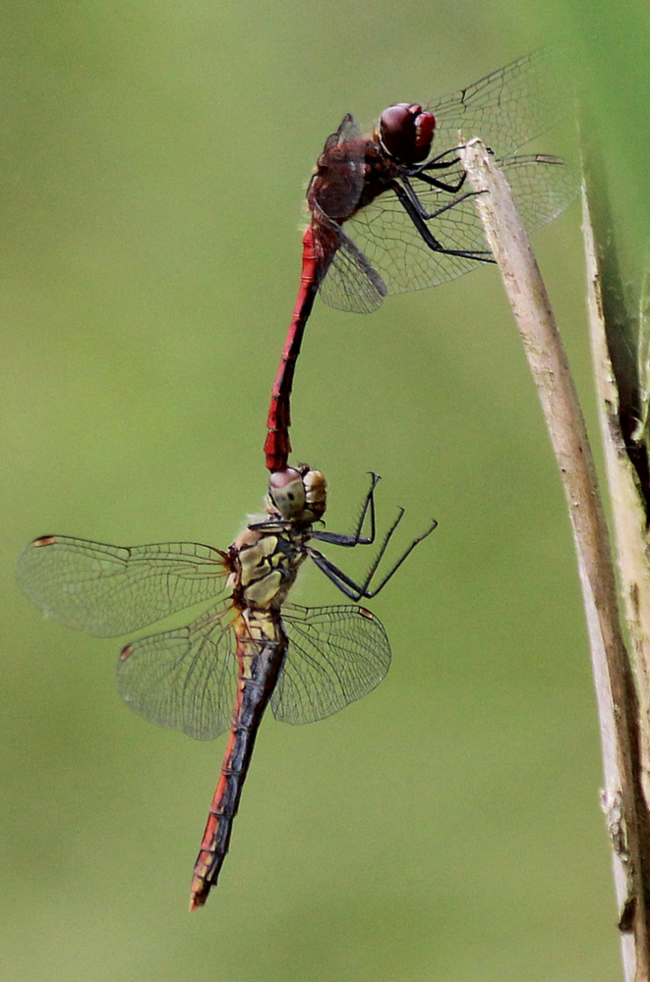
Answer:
top-left (459, 138), bottom-right (650, 982)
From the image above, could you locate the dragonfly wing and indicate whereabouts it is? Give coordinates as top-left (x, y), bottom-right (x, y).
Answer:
top-left (316, 113), bottom-right (367, 219)
top-left (345, 181), bottom-right (487, 294)
top-left (322, 113), bottom-right (363, 153)
top-left (117, 601), bottom-right (238, 740)
top-left (318, 227), bottom-right (387, 313)
top-left (429, 48), bottom-right (571, 159)
top-left (17, 535), bottom-right (228, 637)
top-left (270, 603), bottom-right (390, 725)
top-left (496, 153), bottom-right (577, 230)
top-left (340, 154), bottom-right (576, 296)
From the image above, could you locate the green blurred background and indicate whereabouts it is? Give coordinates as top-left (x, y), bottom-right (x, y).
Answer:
top-left (3, 1), bottom-right (649, 979)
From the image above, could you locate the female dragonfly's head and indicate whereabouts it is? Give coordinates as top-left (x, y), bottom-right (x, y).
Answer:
top-left (267, 465), bottom-right (327, 524)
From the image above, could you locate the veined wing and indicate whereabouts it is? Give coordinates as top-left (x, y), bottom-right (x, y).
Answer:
top-left (271, 603), bottom-right (390, 725)
top-left (317, 219), bottom-right (387, 313)
top-left (322, 113), bottom-right (363, 154)
top-left (328, 154), bottom-right (575, 303)
top-left (429, 48), bottom-right (571, 159)
top-left (17, 535), bottom-right (229, 638)
top-left (117, 601), bottom-right (238, 740)
top-left (313, 113), bottom-right (367, 220)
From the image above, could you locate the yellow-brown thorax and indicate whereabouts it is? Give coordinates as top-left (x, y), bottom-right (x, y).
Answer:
top-left (229, 524), bottom-right (310, 613)
top-left (228, 464), bottom-right (327, 616)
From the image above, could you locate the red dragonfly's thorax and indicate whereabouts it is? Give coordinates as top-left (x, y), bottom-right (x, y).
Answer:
top-left (307, 137), bottom-right (379, 222)
top-left (353, 140), bottom-right (401, 213)
top-left (308, 136), bottom-right (408, 224)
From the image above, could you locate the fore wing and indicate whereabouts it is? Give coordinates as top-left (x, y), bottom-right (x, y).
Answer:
top-left (17, 535), bottom-right (228, 637)
top-left (429, 48), bottom-right (571, 159)
top-left (271, 603), bottom-right (391, 724)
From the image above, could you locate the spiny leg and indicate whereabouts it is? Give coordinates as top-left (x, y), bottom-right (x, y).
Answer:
top-left (310, 472), bottom-right (380, 547)
top-left (402, 173), bottom-right (489, 222)
top-left (309, 513), bottom-right (438, 601)
top-left (390, 180), bottom-right (494, 263)
top-left (417, 143), bottom-right (492, 182)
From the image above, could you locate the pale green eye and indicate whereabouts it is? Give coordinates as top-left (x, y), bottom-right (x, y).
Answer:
top-left (270, 478), bottom-right (306, 519)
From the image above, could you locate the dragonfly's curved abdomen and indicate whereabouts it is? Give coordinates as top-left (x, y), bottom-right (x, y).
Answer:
top-left (190, 611), bottom-right (287, 909)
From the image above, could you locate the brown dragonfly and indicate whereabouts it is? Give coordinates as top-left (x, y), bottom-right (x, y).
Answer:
top-left (17, 466), bottom-right (436, 908)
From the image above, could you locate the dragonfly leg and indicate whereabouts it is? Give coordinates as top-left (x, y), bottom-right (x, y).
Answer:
top-left (414, 185), bottom-right (491, 223)
top-left (390, 178), bottom-right (495, 263)
top-left (416, 143), bottom-right (493, 183)
top-left (308, 514), bottom-right (438, 601)
top-left (310, 472), bottom-right (380, 547)
top-left (402, 173), bottom-right (488, 221)
top-left (414, 171), bottom-right (468, 195)
top-left (419, 146), bottom-right (465, 170)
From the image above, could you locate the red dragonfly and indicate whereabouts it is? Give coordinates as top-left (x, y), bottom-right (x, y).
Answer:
top-left (17, 466), bottom-right (436, 909)
top-left (264, 49), bottom-right (574, 470)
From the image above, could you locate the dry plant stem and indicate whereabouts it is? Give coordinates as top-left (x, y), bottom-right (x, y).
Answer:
top-left (460, 138), bottom-right (649, 981)
top-left (581, 150), bottom-right (650, 810)
top-left (583, 176), bottom-right (650, 977)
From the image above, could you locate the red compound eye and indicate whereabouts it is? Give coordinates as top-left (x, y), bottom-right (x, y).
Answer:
top-left (379, 103), bottom-right (435, 164)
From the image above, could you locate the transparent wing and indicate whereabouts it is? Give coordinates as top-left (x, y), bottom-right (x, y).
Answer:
top-left (495, 154), bottom-right (577, 231)
top-left (17, 535), bottom-right (228, 638)
top-left (314, 113), bottom-right (367, 219)
top-left (322, 113), bottom-right (362, 152)
top-left (117, 601), bottom-right (238, 740)
top-left (271, 603), bottom-right (391, 725)
top-left (326, 154), bottom-right (576, 303)
top-left (318, 222), bottom-right (387, 313)
top-left (429, 48), bottom-right (571, 158)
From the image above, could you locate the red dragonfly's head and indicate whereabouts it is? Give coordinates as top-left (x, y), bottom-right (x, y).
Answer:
top-left (377, 103), bottom-right (435, 164)
top-left (267, 465), bottom-right (327, 524)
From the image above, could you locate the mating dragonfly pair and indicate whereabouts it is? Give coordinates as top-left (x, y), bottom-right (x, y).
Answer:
top-left (19, 49), bottom-right (572, 908)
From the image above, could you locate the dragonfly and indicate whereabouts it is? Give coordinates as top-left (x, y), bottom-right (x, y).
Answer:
top-left (264, 48), bottom-right (575, 470)
top-left (17, 465), bottom-right (436, 909)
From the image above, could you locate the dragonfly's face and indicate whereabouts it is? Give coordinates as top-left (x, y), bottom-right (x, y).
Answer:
top-left (377, 103), bottom-right (435, 164)
top-left (267, 466), bottom-right (327, 523)
top-left (302, 468), bottom-right (327, 522)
